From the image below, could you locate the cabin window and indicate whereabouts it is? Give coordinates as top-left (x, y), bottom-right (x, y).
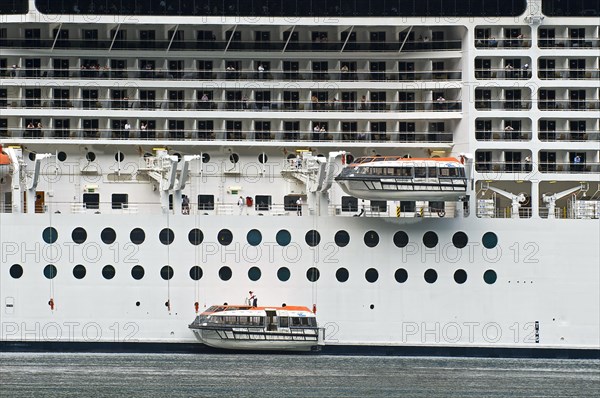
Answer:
top-left (439, 167), bottom-right (459, 177)
top-left (279, 317), bottom-right (289, 327)
top-left (370, 200), bottom-right (387, 212)
top-left (111, 193), bottom-right (128, 209)
top-left (341, 196), bottom-right (358, 212)
top-left (414, 167), bottom-right (427, 178)
top-left (83, 193), bottom-right (99, 209)
top-left (255, 195), bottom-right (271, 211)
top-left (428, 167), bottom-right (438, 178)
top-left (395, 167), bottom-right (412, 177)
top-left (198, 194), bottom-right (215, 210)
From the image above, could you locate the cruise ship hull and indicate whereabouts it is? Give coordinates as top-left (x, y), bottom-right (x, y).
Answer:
top-left (2, 213), bottom-right (598, 356)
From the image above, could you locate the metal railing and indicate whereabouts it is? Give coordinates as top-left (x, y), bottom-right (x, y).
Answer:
top-left (2, 128), bottom-right (454, 143)
top-left (538, 131), bottom-right (600, 142)
top-left (1, 67), bottom-right (463, 82)
top-left (1, 97), bottom-right (463, 113)
top-left (537, 38), bottom-right (600, 49)
top-left (475, 68), bottom-right (531, 80)
top-left (474, 38), bottom-right (532, 49)
top-left (538, 68), bottom-right (600, 80)
top-left (0, 38), bottom-right (462, 52)
top-left (475, 162), bottom-right (600, 174)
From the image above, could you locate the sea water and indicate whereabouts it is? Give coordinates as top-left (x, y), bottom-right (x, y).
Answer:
top-left (1, 353), bottom-right (598, 397)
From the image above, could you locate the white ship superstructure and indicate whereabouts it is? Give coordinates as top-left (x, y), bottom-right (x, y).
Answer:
top-left (0, 0), bottom-right (599, 356)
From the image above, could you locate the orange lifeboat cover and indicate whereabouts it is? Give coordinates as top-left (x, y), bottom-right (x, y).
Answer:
top-left (0, 145), bottom-right (10, 165)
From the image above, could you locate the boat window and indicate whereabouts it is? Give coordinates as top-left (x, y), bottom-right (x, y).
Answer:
top-left (386, 167), bottom-right (394, 175)
top-left (397, 167), bottom-right (412, 177)
top-left (414, 167), bottom-right (427, 178)
top-left (439, 167), bottom-right (459, 177)
top-left (291, 317), bottom-right (301, 326)
top-left (279, 317), bottom-right (289, 327)
top-left (428, 167), bottom-right (437, 178)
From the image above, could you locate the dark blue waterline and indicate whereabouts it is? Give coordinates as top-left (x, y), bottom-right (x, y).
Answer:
top-left (1, 341), bottom-right (598, 359)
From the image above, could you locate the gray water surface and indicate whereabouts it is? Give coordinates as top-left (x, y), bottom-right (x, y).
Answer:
top-left (1, 353), bottom-right (598, 397)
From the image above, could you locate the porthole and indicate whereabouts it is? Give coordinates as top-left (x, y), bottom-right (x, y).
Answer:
top-left (71, 227), bottom-right (87, 244)
top-left (365, 268), bottom-right (379, 283)
top-left (334, 230), bottom-right (350, 247)
top-left (305, 230), bottom-right (321, 247)
top-left (218, 229), bottom-right (233, 246)
top-left (277, 267), bottom-right (291, 282)
top-left (86, 152), bottom-right (96, 162)
top-left (160, 265), bottom-right (174, 280)
top-left (102, 265), bottom-right (116, 280)
top-left (394, 268), bottom-right (408, 283)
top-left (258, 153), bottom-right (268, 164)
top-left (189, 266), bottom-right (203, 281)
top-left (229, 153), bottom-right (239, 163)
top-left (219, 266), bottom-right (232, 281)
top-left (44, 264), bottom-right (57, 279)
top-left (57, 151), bottom-right (67, 161)
top-left (346, 154), bottom-right (354, 164)
top-left (130, 228), bottom-right (145, 245)
top-left (201, 153), bottom-right (210, 163)
top-left (364, 230), bottom-right (379, 248)
top-left (115, 152), bottom-right (125, 162)
top-left (306, 267), bottom-right (320, 282)
top-left (336, 268), bottom-right (349, 282)
top-left (101, 228), bottom-right (116, 244)
top-left (131, 265), bottom-right (145, 280)
top-left (484, 269), bottom-right (497, 284)
top-left (28, 152), bottom-right (36, 161)
top-left (393, 231), bottom-right (409, 248)
top-left (247, 229), bottom-right (262, 246)
top-left (42, 227), bottom-right (58, 244)
top-left (452, 232), bottom-right (468, 249)
top-left (423, 231), bottom-right (438, 248)
top-left (174, 153), bottom-right (182, 162)
top-left (276, 230), bottom-right (291, 246)
top-left (286, 154), bottom-right (296, 160)
top-left (73, 264), bottom-right (86, 279)
top-left (454, 269), bottom-right (467, 284)
top-left (9, 264), bottom-right (23, 279)
top-left (159, 228), bottom-right (175, 245)
top-left (188, 229), bottom-right (203, 245)
top-left (424, 269), bottom-right (438, 284)
top-left (248, 267), bottom-right (262, 281)
top-left (482, 232), bottom-right (498, 249)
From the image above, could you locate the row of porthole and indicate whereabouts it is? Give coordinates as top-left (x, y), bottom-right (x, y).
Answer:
top-left (43, 227), bottom-right (499, 250)
top-left (9, 264), bottom-right (498, 285)
top-left (38, 151), bottom-right (270, 165)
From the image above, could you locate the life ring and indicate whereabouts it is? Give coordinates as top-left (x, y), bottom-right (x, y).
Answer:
top-left (437, 210), bottom-right (446, 218)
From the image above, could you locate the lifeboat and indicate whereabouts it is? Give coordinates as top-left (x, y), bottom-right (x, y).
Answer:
top-left (335, 156), bottom-right (467, 201)
top-left (0, 145), bottom-right (11, 178)
top-left (188, 304), bottom-right (323, 351)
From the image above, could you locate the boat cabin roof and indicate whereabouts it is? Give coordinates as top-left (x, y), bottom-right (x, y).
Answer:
top-left (350, 156), bottom-right (462, 167)
top-left (201, 304), bottom-right (313, 316)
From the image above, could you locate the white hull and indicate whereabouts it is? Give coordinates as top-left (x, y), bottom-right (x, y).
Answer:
top-left (190, 329), bottom-right (319, 351)
top-left (1, 1), bottom-right (599, 356)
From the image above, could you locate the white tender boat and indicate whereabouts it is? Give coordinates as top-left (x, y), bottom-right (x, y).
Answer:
top-left (335, 156), bottom-right (467, 201)
top-left (189, 305), bottom-right (324, 351)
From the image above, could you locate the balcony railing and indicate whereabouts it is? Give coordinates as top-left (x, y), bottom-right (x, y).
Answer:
top-left (538, 100), bottom-right (599, 111)
top-left (474, 100), bottom-right (533, 111)
top-left (474, 38), bottom-right (532, 49)
top-left (1, 67), bottom-right (462, 82)
top-left (475, 130), bottom-right (532, 141)
top-left (475, 68), bottom-right (531, 80)
top-left (538, 38), bottom-right (600, 49)
top-left (0, 38), bottom-right (462, 52)
top-left (2, 128), bottom-right (453, 143)
top-left (538, 68), bottom-right (600, 80)
top-left (475, 161), bottom-right (600, 173)
top-left (1, 98), bottom-right (463, 113)
top-left (538, 130), bottom-right (600, 142)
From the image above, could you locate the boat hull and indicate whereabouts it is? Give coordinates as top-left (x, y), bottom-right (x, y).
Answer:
top-left (190, 327), bottom-right (320, 351)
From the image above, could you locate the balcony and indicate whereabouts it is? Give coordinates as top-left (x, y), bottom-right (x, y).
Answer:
top-left (538, 38), bottom-right (599, 49)
top-left (0, 38), bottom-right (462, 53)
top-left (538, 68), bottom-right (600, 80)
top-left (2, 127), bottom-right (454, 144)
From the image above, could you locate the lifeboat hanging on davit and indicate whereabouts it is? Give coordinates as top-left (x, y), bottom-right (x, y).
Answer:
top-left (334, 156), bottom-right (467, 201)
top-left (0, 145), bottom-right (11, 178)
